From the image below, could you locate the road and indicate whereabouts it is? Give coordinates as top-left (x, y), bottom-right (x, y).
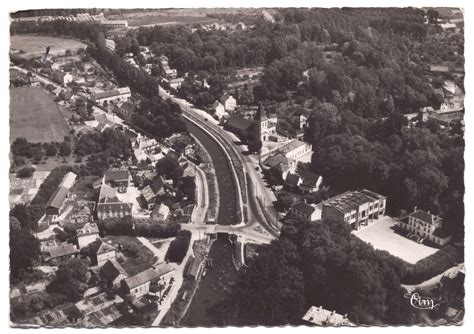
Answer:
top-left (402, 263), bottom-right (465, 294)
top-left (159, 87), bottom-right (280, 238)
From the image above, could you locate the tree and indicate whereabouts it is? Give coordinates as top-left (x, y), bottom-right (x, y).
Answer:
top-left (156, 156), bottom-right (183, 181)
top-left (58, 141), bottom-right (72, 156)
top-left (46, 258), bottom-right (90, 302)
top-left (10, 204), bottom-right (33, 230)
top-left (165, 230), bottom-right (191, 263)
top-left (10, 217), bottom-right (40, 281)
top-left (16, 166), bottom-right (35, 178)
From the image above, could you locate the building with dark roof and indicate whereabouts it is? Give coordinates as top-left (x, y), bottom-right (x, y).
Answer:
top-left (185, 255), bottom-right (205, 281)
top-left (299, 172), bottom-right (322, 194)
top-left (100, 259), bottom-right (129, 289)
top-left (289, 201), bottom-right (321, 223)
top-left (104, 169), bottom-right (129, 190)
top-left (52, 70), bottom-right (73, 85)
top-left (284, 173), bottom-right (301, 192)
top-left (88, 239), bottom-right (116, 267)
top-left (321, 189), bottom-right (386, 230)
top-left (398, 207), bottom-right (452, 246)
top-left (45, 243), bottom-right (78, 264)
top-left (224, 115), bottom-right (255, 140)
top-left (44, 172), bottom-right (77, 223)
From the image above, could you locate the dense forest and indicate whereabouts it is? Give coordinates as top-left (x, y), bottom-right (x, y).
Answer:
top-left (219, 218), bottom-right (462, 326)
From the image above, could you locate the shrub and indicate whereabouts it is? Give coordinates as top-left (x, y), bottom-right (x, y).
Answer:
top-left (165, 230), bottom-right (192, 264)
top-left (17, 166), bottom-right (35, 178)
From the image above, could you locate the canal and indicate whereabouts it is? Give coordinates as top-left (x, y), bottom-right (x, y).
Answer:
top-left (181, 118), bottom-right (239, 326)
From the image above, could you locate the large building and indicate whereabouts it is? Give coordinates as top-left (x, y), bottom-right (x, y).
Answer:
top-left (224, 115), bottom-right (255, 140)
top-left (220, 94), bottom-right (237, 111)
top-left (96, 184), bottom-right (133, 220)
top-left (88, 239), bottom-right (116, 267)
top-left (321, 189), bottom-right (386, 230)
top-left (121, 263), bottom-right (174, 298)
top-left (398, 207), bottom-right (452, 246)
top-left (44, 172), bottom-right (77, 223)
top-left (277, 139), bottom-right (312, 161)
top-left (94, 87), bottom-right (131, 106)
top-left (100, 259), bottom-right (129, 289)
top-left (260, 111), bottom-right (277, 141)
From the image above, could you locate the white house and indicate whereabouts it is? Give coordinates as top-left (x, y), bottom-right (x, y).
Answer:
top-left (121, 264), bottom-right (174, 298)
top-left (213, 101), bottom-right (228, 120)
top-left (220, 94), bottom-right (237, 111)
top-left (77, 223), bottom-right (100, 249)
top-left (398, 207), bottom-right (452, 246)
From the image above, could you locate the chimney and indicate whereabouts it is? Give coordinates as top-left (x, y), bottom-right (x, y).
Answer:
top-left (343, 314), bottom-right (348, 320)
top-left (413, 206), bottom-right (417, 213)
top-left (331, 310), bottom-right (336, 316)
top-left (427, 210), bottom-right (430, 214)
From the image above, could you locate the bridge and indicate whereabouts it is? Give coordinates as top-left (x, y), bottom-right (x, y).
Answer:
top-left (180, 223), bottom-right (276, 244)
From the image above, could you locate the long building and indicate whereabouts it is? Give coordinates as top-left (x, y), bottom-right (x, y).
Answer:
top-left (44, 172), bottom-right (77, 223)
top-left (321, 189), bottom-right (386, 230)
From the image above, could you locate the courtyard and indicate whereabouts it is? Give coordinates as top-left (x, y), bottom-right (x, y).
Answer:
top-left (353, 216), bottom-right (439, 265)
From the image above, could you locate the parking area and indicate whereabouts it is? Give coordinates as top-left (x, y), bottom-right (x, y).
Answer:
top-left (353, 216), bottom-right (439, 264)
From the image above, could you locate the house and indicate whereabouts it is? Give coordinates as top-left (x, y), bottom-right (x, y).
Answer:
top-left (104, 169), bottom-right (129, 191)
top-left (284, 173), bottom-right (301, 192)
top-left (121, 264), bottom-right (174, 298)
top-left (220, 94), bottom-right (237, 111)
top-left (151, 203), bottom-right (170, 222)
top-left (52, 70), bottom-right (73, 85)
top-left (182, 162), bottom-right (196, 178)
top-left (302, 306), bottom-right (354, 326)
top-left (169, 77), bottom-right (184, 89)
top-left (44, 172), bottom-right (77, 223)
top-left (113, 101), bottom-right (135, 120)
top-left (322, 189), bottom-right (386, 230)
top-left (289, 200), bottom-right (321, 223)
top-left (299, 172), bottom-right (322, 194)
top-left (293, 114), bottom-right (308, 129)
top-left (398, 207), bottom-right (452, 246)
top-left (140, 185), bottom-right (156, 210)
top-left (99, 259), bottom-right (129, 289)
top-left (213, 101), bottom-right (228, 120)
top-left (94, 87), bottom-right (131, 106)
top-left (260, 109), bottom-right (277, 141)
top-left (261, 153), bottom-right (296, 180)
top-left (77, 222), bottom-right (100, 249)
top-left (29, 308), bottom-right (72, 326)
top-left (88, 238), bottom-right (116, 267)
top-left (224, 115), bottom-right (255, 140)
top-left (45, 243), bottom-right (78, 264)
top-left (96, 184), bottom-right (133, 220)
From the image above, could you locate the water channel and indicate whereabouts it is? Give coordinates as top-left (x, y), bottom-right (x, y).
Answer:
top-left (181, 118), bottom-right (239, 326)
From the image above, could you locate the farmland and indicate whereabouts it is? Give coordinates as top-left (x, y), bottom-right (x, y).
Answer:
top-left (10, 34), bottom-right (86, 59)
top-left (10, 87), bottom-right (70, 143)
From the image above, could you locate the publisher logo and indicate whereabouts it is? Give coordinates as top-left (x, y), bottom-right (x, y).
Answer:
top-left (404, 292), bottom-right (444, 310)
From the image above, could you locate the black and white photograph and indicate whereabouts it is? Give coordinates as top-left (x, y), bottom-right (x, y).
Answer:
top-left (6, 2), bottom-right (467, 329)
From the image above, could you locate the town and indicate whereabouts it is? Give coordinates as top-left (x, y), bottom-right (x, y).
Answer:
top-left (9, 7), bottom-right (464, 327)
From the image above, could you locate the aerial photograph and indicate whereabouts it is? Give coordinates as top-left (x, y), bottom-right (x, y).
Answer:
top-left (8, 7), bottom-right (464, 327)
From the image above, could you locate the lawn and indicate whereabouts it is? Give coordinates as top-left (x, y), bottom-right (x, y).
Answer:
top-left (10, 87), bottom-right (70, 144)
top-left (10, 34), bottom-right (86, 59)
top-left (354, 216), bottom-right (439, 265)
top-left (103, 236), bottom-right (157, 276)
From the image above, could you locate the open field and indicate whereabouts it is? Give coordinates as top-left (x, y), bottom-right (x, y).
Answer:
top-left (10, 87), bottom-right (70, 144)
top-left (354, 216), bottom-right (439, 265)
top-left (10, 34), bottom-right (86, 59)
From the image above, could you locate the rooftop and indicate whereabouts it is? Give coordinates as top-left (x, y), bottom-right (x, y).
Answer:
top-left (78, 223), bottom-right (99, 237)
top-left (48, 243), bottom-right (78, 259)
top-left (104, 170), bottom-right (129, 183)
top-left (292, 201), bottom-right (317, 216)
top-left (88, 239), bottom-right (116, 256)
top-left (124, 264), bottom-right (174, 289)
top-left (278, 140), bottom-right (310, 155)
top-left (409, 210), bottom-right (442, 225)
top-left (100, 259), bottom-right (129, 282)
top-left (45, 186), bottom-right (70, 210)
top-left (302, 306), bottom-right (353, 326)
top-left (323, 189), bottom-right (386, 214)
top-left (225, 115), bottom-right (254, 131)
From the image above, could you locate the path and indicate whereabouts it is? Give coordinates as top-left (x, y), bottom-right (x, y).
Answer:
top-left (152, 231), bottom-right (200, 326)
top-left (137, 237), bottom-right (172, 265)
top-left (402, 263), bottom-right (465, 294)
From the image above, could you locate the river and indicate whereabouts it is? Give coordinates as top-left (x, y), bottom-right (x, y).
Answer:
top-left (181, 118), bottom-right (239, 326)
